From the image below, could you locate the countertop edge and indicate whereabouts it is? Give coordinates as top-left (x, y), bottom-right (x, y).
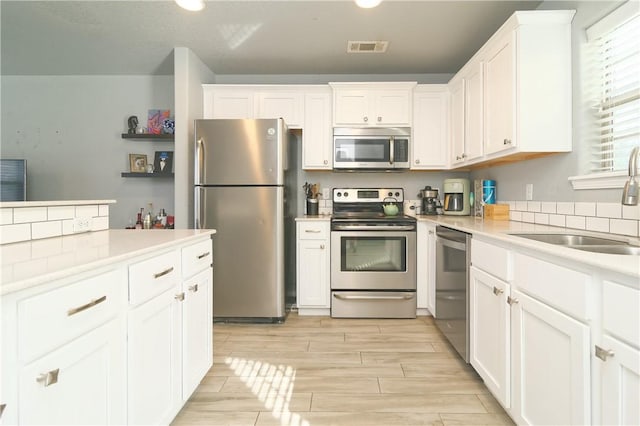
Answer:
top-left (1, 229), bottom-right (216, 296)
top-left (0, 200), bottom-right (117, 208)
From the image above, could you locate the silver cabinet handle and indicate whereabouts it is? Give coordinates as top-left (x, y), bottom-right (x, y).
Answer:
top-left (377, 116), bottom-right (382, 122)
top-left (363, 116), bottom-right (369, 122)
top-left (493, 287), bottom-right (504, 296)
top-left (461, 153), bottom-right (467, 159)
top-left (197, 251), bottom-right (210, 260)
top-left (323, 159), bottom-right (328, 165)
top-left (456, 155), bottom-right (462, 160)
top-left (0, 403), bottom-right (6, 418)
top-left (415, 159), bottom-right (420, 164)
top-left (188, 284), bottom-right (199, 293)
top-left (154, 267), bottom-right (174, 279)
top-left (503, 139), bottom-right (512, 145)
top-left (595, 345), bottom-right (615, 361)
top-left (334, 293), bottom-right (414, 301)
top-left (507, 296), bottom-right (519, 305)
top-left (428, 230), bottom-right (434, 235)
top-left (36, 369), bottom-right (59, 387)
top-left (67, 295), bottom-right (107, 316)
top-left (320, 244), bottom-right (325, 250)
top-left (175, 292), bottom-right (185, 301)
top-left (305, 229), bottom-right (321, 233)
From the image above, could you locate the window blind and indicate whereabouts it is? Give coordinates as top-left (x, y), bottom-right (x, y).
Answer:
top-left (589, 11), bottom-right (640, 173)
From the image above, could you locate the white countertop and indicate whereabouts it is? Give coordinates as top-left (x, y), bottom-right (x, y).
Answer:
top-left (0, 199), bottom-right (116, 208)
top-left (416, 215), bottom-right (640, 280)
top-left (295, 215), bottom-right (331, 221)
top-left (1, 229), bottom-right (216, 296)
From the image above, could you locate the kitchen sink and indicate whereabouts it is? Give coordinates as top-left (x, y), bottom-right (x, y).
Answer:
top-left (509, 233), bottom-right (628, 246)
top-left (509, 233), bottom-right (640, 255)
top-left (570, 245), bottom-right (640, 255)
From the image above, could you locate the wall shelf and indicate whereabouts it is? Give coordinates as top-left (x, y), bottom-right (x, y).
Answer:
top-left (121, 133), bottom-right (174, 141)
top-left (121, 172), bottom-right (174, 178)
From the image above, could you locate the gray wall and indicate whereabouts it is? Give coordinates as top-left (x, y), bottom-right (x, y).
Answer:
top-left (470, 0), bottom-right (625, 203)
top-left (0, 75), bottom-right (175, 228)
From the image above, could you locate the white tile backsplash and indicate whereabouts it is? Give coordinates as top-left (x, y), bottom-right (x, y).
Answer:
top-left (508, 200), bottom-right (639, 237)
top-left (527, 201), bottom-right (541, 212)
top-left (48, 206), bottom-right (75, 220)
top-left (596, 202), bottom-right (622, 219)
top-left (610, 219), bottom-right (639, 237)
top-left (575, 202), bottom-right (596, 217)
top-left (541, 202), bottom-right (557, 214)
top-left (586, 216), bottom-right (610, 233)
top-left (13, 207), bottom-right (47, 224)
top-left (556, 202), bottom-right (575, 215)
top-left (566, 215), bottom-right (586, 230)
top-left (1, 202), bottom-right (111, 245)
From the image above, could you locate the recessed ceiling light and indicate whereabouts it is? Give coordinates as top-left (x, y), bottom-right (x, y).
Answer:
top-left (355, 0), bottom-right (382, 8)
top-left (175, 0), bottom-right (205, 12)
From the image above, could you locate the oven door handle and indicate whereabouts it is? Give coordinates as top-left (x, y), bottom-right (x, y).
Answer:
top-left (437, 237), bottom-right (466, 251)
top-left (333, 293), bottom-right (415, 301)
top-left (332, 224), bottom-right (416, 231)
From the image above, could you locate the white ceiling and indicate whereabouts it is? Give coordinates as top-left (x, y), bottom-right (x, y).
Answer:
top-left (1, 0), bottom-right (543, 76)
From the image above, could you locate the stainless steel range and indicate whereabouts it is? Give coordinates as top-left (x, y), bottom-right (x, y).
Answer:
top-left (331, 188), bottom-right (417, 318)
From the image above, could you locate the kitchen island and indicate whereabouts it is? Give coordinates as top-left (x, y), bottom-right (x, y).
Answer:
top-left (1, 228), bottom-right (216, 425)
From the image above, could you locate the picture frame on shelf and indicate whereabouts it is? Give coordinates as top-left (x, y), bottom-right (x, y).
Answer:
top-left (147, 109), bottom-right (170, 135)
top-left (129, 154), bottom-right (148, 173)
top-left (154, 151), bottom-right (173, 174)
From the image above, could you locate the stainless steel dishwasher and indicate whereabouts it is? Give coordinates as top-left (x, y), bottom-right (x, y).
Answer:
top-left (435, 226), bottom-right (471, 362)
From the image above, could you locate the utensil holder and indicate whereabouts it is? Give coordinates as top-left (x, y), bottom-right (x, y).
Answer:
top-left (306, 198), bottom-right (319, 216)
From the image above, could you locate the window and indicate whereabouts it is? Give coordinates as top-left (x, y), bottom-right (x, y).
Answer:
top-left (588, 4), bottom-right (640, 174)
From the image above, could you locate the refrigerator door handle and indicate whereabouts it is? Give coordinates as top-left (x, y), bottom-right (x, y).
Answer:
top-left (195, 187), bottom-right (205, 229)
top-left (195, 137), bottom-right (205, 185)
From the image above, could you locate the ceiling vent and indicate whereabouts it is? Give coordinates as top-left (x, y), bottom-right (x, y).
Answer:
top-left (347, 41), bottom-right (389, 53)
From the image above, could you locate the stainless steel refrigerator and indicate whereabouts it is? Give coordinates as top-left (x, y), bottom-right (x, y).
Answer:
top-left (194, 118), bottom-right (297, 322)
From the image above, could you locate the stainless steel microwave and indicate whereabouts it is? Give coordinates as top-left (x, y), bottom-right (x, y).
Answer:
top-left (333, 127), bottom-right (410, 170)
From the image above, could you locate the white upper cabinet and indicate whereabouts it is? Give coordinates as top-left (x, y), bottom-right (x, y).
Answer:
top-left (412, 85), bottom-right (449, 169)
top-left (303, 88), bottom-right (333, 170)
top-left (448, 10), bottom-right (574, 167)
top-left (330, 82), bottom-right (416, 127)
top-left (203, 85), bottom-right (304, 128)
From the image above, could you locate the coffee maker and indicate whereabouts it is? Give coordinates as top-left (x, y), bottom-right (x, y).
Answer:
top-left (443, 178), bottom-right (471, 216)
top-left (419, 186), bottom-right (440, 215)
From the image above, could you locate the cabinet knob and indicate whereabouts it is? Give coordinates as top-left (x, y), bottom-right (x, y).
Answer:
top-left (188, 284), bottom-right (199, 293)
top-left (175, 292), bottom-right (185, 301)
top-left (461, 153), bottom-right (467, 159)
top-left (0, 403), bottom-right (6, 418)
top-left (428, 230), bottom-right (434, 235)
top-left (415, 159), bottom-right (420, 164)
top-left (507, 296), bottom-right (519, 305)
top-left (363, 116), bottom-right (368, 123)
top-left (323, 160), bottom-right (328, 165)
top-left (320, 244), bottom-right (325, 250)
top-left (36, 369), bottom-right (60, 387)
top-left (456, 155), bottom-right (461, 160)
top-left (493, 286), bottom-right (504, 296)
top-left (595, 345), bottom-right (615, 361)
top-left (377, 116), bottom-right (382, 122)
top-left (503, 139), bottom-right (512, 145)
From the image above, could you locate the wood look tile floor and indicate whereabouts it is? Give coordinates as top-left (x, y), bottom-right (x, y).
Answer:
top-left (172, 313), bottom-right (514, 426)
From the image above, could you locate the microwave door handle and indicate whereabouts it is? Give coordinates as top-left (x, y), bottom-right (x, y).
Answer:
top-left (389, 137), bottom-right (395, 165)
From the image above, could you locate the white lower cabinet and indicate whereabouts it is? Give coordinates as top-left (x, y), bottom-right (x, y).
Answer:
top-left (416, 221), bottom-right (436, 315)
top-left (127, 285), bottom-right (182, 425)
top-left (510, 288), bottom-right (591, 426)
top-left (296, 220), bottom-right (330, 315)
top-left (470, 266), bottom-right (510, 408)
top-left (181, 267), bottom-right (213, 399)
top-left (19, 318), bottom-right (125, 425)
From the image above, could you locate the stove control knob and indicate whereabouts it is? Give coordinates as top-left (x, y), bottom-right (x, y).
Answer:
top-left (388, 192), bottom-right (393, 197)
top-left (336, 192), bottom-right (342, 197)
top-left (344, 192), bottom-right (349, 197)
top-left (395, 192), bottom-right (400, 197)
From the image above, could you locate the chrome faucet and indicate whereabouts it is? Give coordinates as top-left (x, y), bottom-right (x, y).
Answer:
top-left (622, 146), bottom-right (640, 205)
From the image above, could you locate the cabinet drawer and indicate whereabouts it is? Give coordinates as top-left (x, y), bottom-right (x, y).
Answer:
top-left (603, 280), bottom-right (640, 348)
top-left (18, 269), bottom-right (120, 364)
top-left (297, 221), bottom-right (329, 240)
top-left (471, 239), bottom-right (511, 281)
top-left (182, 238), bottom-right (213, 278)
top-left (513, 253), bottom-right (590, 321)
top-left (129, 251), bottom-right (179, 305)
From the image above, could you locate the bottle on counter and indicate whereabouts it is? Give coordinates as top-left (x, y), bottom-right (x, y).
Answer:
top-left (143, 211), bottom-right (152, 229)
top-left (135, 208), bottom-right (144, 229)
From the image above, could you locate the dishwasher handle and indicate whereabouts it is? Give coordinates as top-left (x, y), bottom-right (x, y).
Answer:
top-left (437, 237), bottom-right (467, 252)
